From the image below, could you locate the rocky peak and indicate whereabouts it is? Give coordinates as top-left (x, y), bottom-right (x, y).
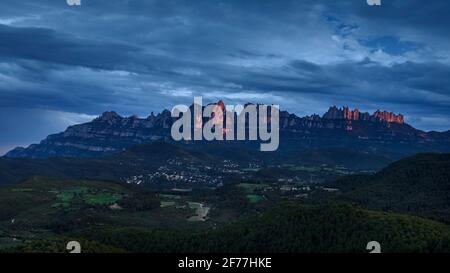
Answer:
top-left (373, 110), bottom-right (404, 124)
top-left (96, 111), bottom-right (122, 122)
top-left (323, 106), bottom-right (362, 121)
top-left (159, 109), bottom-right (171, 117)
top-left (323, 106), bottom-right (404, 124)
top-left (217, 100), bottom-right (226, 111)
top-left (323, 106), bottom-right (342, 119)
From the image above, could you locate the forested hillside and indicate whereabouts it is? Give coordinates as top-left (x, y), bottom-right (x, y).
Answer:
top-left (322, 153), bottom-right (450, 222)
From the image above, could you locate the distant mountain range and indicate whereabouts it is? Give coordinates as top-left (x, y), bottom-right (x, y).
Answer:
top-left (5, 104), bottom-right (450, 158)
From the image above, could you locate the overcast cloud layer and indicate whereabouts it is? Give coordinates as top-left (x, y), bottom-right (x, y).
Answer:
top-left (0, 0), bottom-right (450, 154)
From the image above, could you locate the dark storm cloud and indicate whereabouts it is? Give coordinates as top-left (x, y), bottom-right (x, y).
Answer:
top-left (0, 24), bottom-right (139, 69)
top-left (0, 0), bottom-right (450, 153)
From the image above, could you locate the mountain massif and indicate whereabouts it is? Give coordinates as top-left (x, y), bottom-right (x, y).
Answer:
top-left (4, 104), bottom-right (450, 159)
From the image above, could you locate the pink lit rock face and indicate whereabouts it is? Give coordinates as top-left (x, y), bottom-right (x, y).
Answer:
top-left (323, 106), bottom-right (404, 124)
top-left (373, 110), bottom-right (404, 124)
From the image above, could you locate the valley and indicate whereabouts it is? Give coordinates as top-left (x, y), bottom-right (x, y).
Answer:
top-left (1, 152), bottom-right (450, 253)
top-left (0, 105), bottom-right (449, 253)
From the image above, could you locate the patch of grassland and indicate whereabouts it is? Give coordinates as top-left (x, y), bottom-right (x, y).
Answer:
top-left (85, 193), bottom-right (122, 205)
top-left (11, 188), bottom-right (33, 192)
top-left (52, 187), bottom-right (89, 207)
top-left (51, 187), bottom-right (121, 207)
top-left (160, 201), bottom-right (176, 208)
top-left (159, 194), bottom-right (181, 199)
top-left (246, 194), bottom-right (265, 203)
top-left (237, 183), bottom-right (269, 193)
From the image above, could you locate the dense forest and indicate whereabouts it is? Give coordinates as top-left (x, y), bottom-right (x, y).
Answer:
top-left (319, 153), bottom-right (450, 223)
top-left (11, 202), bottom-right (450, 253)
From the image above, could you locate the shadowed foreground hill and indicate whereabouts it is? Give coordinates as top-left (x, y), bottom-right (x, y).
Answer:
top-left (32, 202), bottom-right (450, 253)
top-left (322, 153), bottom-right (450, 222)
top-left (10, 202), bottom-right (450, 253)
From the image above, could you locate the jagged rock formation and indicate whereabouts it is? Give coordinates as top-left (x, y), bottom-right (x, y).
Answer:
top-left (373, 110), bottom-right (404, 124)
top-left (322, 106), bottom-right (404, 124)
top-left (4, 104), bottom-right (450, 158)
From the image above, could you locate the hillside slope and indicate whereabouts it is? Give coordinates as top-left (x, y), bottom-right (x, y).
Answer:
top-left (323, 153), bottom-right (450, 222)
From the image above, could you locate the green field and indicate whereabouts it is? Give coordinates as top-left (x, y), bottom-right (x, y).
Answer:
top-left (246, 194), bottom-right (265, 203)
top-left (159, 194), bottom-right (182, 199)
top-left (50, 186), bottom-right (122, 207)
top-left (85, 193), bottom-right (122, 205)
top-left (160, 201), bottom-right (176, 207)
top-left (237, 183), bottom-right (269, 192)
top-left (237, 183), bottom-right (268, 203)
top-left (11, 188), bottom-right (33, 192)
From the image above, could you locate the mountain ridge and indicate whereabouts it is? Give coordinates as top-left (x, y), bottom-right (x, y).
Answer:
top-left (5, 104), bottom-right (450, 158)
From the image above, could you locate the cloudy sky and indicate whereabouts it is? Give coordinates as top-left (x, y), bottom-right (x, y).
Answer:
top-left (0, 0), bottom-right (450, 154)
